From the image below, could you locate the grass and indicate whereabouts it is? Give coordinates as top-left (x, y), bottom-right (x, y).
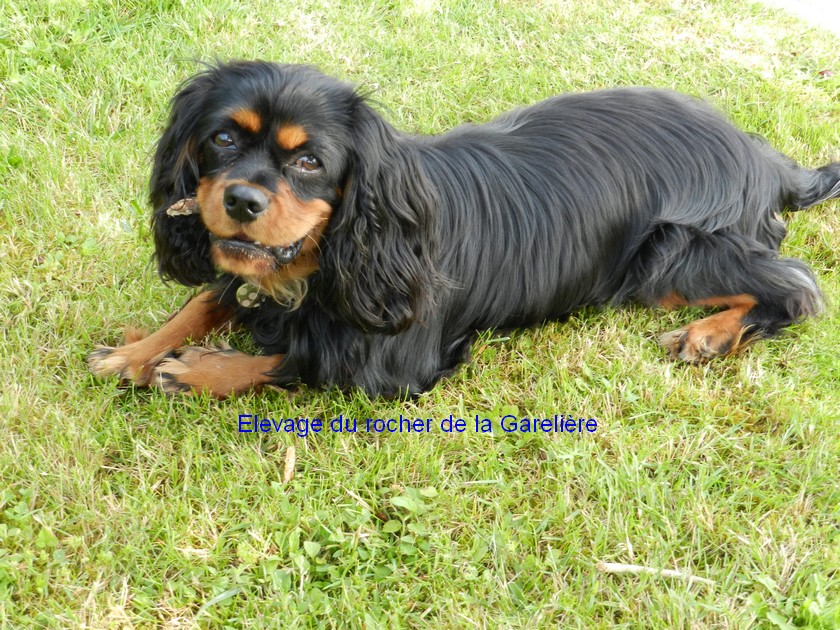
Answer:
top-left (1, 0), bottom-right (839, 626)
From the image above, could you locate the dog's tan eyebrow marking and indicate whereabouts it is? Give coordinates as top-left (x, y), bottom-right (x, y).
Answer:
top-left (230, 109), bottom-right (262, 133)
top-left (277, 124), bottom-right (309, 150)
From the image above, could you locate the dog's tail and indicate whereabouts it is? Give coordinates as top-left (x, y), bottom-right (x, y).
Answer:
top-left (788, 162), bottom-right (840, 210)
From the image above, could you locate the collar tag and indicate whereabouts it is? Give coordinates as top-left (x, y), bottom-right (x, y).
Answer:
top-left (236, 283), bottom-right (265, 308)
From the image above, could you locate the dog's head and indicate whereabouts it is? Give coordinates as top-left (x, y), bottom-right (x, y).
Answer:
top-left (151, 61), bottom-right (437, 333)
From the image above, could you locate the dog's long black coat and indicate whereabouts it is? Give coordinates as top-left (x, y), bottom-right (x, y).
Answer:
top-left (151, 62), bottom-right (839, 397)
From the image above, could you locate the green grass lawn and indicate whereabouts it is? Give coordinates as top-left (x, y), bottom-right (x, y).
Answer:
top-left (2, 0), bottom-right (839, 626)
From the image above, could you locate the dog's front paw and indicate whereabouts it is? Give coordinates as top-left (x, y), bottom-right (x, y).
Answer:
top-left (87, 328), bottom-right (165, 385)
top-left (154, 346), bottom-right (280, 398)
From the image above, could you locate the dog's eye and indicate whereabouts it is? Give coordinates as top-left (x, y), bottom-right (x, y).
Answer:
top-left (212, 131), bottom-right (237, 150)
top-left (292, 155), bottom-right (322, 173)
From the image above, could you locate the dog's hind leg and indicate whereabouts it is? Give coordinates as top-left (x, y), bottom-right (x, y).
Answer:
top-left (631, 227), bottom-right (822, 362)
top-left (154, 346), bottom-right (283, 398)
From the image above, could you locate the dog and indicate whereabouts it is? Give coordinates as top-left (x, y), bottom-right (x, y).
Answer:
top-left (88, 61), bottom-right (840, 398)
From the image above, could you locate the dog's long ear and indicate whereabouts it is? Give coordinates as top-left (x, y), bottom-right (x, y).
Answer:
top-left (149, 72), bottom-right (217, 286)
top-left (318, 99), bottom-right (439, 334)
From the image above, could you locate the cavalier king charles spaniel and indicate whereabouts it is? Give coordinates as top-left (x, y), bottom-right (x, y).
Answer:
top-left (89, 61), bottom-right (840, 398)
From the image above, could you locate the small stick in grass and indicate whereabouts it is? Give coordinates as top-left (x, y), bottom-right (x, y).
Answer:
top-left (596, 561), bottom-right (714, 586)
top-left (283, 446), bottom-right (296, 483)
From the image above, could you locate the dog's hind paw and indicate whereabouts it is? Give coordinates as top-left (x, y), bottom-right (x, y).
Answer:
top-left (154, 346), bottom-right (283, 398)
top-left (659, 316), bottom-right (749, 363)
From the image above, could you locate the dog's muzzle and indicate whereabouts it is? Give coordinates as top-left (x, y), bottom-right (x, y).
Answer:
top-left (210, 234), bottom-right (304, 266)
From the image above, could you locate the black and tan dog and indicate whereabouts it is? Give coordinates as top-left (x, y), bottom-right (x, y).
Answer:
top-left (89, 61), bottom-right (840, 397)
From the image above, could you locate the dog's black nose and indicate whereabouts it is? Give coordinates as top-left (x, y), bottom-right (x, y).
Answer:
top-left (223, 184), bottom-right (269, 223)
